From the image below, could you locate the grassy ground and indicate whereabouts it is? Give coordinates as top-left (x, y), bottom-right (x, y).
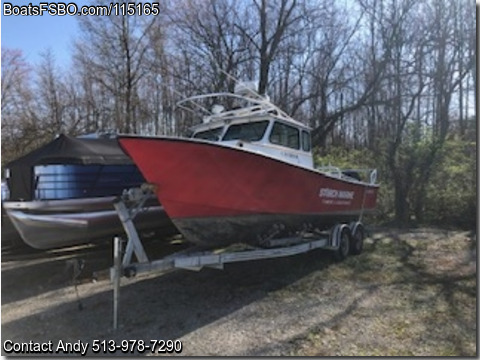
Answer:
top-left (289, 228), bottom-right (476, 356)
top-left (1, 228), bottom-right (476, 356)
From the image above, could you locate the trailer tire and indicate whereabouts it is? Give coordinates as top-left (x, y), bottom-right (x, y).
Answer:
top-left (333, 225), bottom-right (351, 261)
top-left (349, 222), bottom-right (365, 255)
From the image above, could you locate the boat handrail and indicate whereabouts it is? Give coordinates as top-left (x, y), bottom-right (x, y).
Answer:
top-left (201, 105), bottom-right (295, 125)
top-left (342, 168), bottom-right (377, 184)
top-left (317, 165), bottom-right (343, 178)
top-left (317, 166), bottom-right (378, 185)
top-left (370, 169), bottom-right (377, 184)
top-left (176, 92), bottom-right (307, 128)
top-left (177, 92), bottom-right (268, 110)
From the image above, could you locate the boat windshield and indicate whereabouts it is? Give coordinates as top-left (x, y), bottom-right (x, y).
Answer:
top-left (269, 121), bottom-right (300, 150)
top-left (193, 127), bottom-right (223, 141)
top-left (222, 121), bottom-right (269, 142)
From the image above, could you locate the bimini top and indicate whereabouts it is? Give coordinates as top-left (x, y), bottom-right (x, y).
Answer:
top-left (6, 133), bottom-right (132, 168)
top-left (5, 134), bottom-right (134, 201)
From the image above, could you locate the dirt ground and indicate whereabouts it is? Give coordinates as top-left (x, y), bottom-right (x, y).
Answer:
top-left (1, 227), bottom-right (476, 356)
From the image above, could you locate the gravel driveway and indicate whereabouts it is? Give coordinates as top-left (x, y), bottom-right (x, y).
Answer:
top-left (1, 228), bottom-right (476, 356)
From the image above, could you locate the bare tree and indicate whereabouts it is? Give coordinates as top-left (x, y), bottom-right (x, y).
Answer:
top-left (1, 49), bottom-right (31, 114)
top-left (74, 4), bottom-right (158, 133)
top-left (36, 50), bottom-right (67, 135)
top-left (235, 0), bottom-right (301, 95)
top-left (1, 49), bottom-right (45, 164)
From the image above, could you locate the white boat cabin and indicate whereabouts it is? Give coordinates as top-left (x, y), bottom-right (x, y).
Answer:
top-left (178, 89), bottom-right (314, 169)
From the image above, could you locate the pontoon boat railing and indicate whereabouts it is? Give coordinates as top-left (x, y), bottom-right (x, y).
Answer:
top-left (33, 165), bottom-right (145, 200)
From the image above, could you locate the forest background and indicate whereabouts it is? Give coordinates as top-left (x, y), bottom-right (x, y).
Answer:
top-left (1, 0), bottom-right (476, 228)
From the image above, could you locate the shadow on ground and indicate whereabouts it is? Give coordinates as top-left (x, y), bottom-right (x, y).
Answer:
top-left (2, 240), bottom-right (336, 356)
top-left (2, 228), bottom-right (476, 356)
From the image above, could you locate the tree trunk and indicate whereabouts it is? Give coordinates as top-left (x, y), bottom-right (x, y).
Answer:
top-left (394, 176), bottom-right (409, 225)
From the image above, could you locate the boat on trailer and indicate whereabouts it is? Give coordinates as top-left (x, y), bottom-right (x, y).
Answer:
top-left (3, 134), bottom-right (175, 250)
top-left (118, 84), bottom-right (379, 249)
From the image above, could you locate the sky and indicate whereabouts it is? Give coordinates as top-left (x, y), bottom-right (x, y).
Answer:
top-left (1, 0), bottom-right (79, 68)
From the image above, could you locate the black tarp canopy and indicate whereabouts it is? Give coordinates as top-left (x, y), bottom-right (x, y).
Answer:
top-left (5, 134), bottom-right (134, 201)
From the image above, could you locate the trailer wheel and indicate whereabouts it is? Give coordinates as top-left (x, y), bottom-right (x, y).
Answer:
top-left (349, 222), bottom-right (365, 255)
top-left (333, 225), bottom-right (351, 261)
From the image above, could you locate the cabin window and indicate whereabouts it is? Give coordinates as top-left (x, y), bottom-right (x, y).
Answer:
top-left (269, 122), bottom-right (300, 150)
top-left (193, 127), bottom-right (223, 141)
top-left (302, 130), bottom-right (311, 152)
top-left (222, 121), bottom-right (269, 142)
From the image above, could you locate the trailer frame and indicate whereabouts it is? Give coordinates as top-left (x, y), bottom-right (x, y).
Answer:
top-left (110, 187), bottom-right (364, 330)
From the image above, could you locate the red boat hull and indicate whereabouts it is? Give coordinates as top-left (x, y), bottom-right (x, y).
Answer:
top-left (119, 137), bottom-right (378, 246)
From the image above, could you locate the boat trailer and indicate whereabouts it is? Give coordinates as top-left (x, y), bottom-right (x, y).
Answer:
top-left (109, 186), bottom-right (366, 330)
